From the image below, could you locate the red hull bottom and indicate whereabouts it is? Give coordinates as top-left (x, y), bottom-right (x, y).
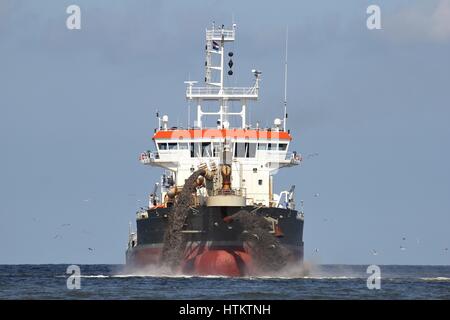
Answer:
top-left (189, 249), bottom-right (253, 276)
top-left (126, 245), bottom-right (301, 277)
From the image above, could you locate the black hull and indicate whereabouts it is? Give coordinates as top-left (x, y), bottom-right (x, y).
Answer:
top-left (126, 206), bottom-right (304, 276)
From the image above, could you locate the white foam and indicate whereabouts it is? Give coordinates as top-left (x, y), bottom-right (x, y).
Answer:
top-left (73, 274), bottom-right (358, 280)
top-left (77, 274), bottom-right (229, 279)
top-left (302, 276), bottom-right (358, 280)
top-left (420, 277), bottom-right (450, 281)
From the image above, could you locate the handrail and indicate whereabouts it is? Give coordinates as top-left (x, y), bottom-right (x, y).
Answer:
top-left (186, 86), bottom-right (257, 96)
top-left (211, 188), bottom-right (246, 197)
top-left (139, 151), bottom-right (159, 164)
top-left (154, 127), bottom-right (289, 133)
top-left (286, 152), bottom-right (302, 163)
top-left (206, 29), bottom-right (235, 40)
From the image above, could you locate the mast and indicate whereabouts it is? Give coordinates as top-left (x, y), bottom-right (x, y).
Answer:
top-left (186, 23), bottom-right (260, 130)
top-left (283, 27), bottom-right (288, 132)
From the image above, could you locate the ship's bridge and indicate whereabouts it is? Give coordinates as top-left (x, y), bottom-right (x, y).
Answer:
top-left (139, 126), bottom-right (300, 207)
top-left (145, 128), bottom-right (297, 166)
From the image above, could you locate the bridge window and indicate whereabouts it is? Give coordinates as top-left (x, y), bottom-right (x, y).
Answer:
top-left (234, 143), bottom-right (256, 158)
top-left (158, 143), bottom-right (167, 150)
top-left (279, 143), bottom-right (288, 151)
top-left (213, 142), bottom-right (221, 157)
top-left (257, 143), bottom-right (267, 150)
top-left (190, 143), bottom-right (201, 157)
top-left (248, 143), bottom-right (256, 157)
top-left (168, 143), bottom-right (178, 150)
top-left (202, 142), bottom-right (212, 157)
top-left (179, 143), bottom-right (189, 150)
top-left (234, 143), bottom-right (246, 157)
top-left (268, 143), bottom-right (277, 151)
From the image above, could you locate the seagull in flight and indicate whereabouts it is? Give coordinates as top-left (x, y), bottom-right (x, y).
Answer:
top-left (81, 229), bottom-right (92, 236)
top-left (88, 247), bottom-right (94, 252)
top-left (400, 245), bottom-right (406, 251)
top-left (307, 153), bottom-right (319, 159)
top-left (371, 249), bottom-right (378, 256)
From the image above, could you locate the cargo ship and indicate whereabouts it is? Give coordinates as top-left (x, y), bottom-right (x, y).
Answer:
top-left (126, 23), bottom-right (304, 276)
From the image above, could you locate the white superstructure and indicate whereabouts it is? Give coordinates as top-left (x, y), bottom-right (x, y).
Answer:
top-left (139, 24), bottom-right (301, 208)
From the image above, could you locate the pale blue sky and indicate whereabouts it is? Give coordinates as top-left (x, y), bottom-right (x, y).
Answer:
top-left (1, 0), bottom-right (449, 265)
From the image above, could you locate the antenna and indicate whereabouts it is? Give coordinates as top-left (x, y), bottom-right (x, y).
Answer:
top-left (156, 108), bottom-right (161, 130)
top-left (187, 73), bottom-right (191, 128)
top-left (283, 26), bottom-right (288, 132)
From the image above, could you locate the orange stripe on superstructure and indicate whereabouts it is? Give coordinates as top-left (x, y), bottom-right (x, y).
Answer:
top-left (152, 129), bottom-right (292, 140)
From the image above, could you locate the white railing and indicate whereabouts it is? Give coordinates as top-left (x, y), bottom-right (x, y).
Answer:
top-left (139, 151), bottom-right (158, 164)
top-left (186, 86), bottom-right (258, 98)
top-left (211, 188), bottom-right (246, 197)
top-left (206, 29), bottom-right (235, 41)
top-left (286, 152), bottom-right (302, 163)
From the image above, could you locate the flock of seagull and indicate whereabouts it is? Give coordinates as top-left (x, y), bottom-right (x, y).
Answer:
top-left (303, 152), bottom-right (449, 257)
top-left (34, 152), bottom-right (449, 258)
top-left (312, 237), bottom-right (448, 257)
top-left (31, 199), bottom-right (96, 252)
top-left (50, 221), bottom-right (95, 252)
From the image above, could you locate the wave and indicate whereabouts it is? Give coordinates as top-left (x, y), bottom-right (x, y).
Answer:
top-left (67, 274), bottom-right (359, 280)
top-left (420, 277), bottom-right (450, 282)
top-left (301, 276), bottom-right (358, 280)
top-left (67, 273), bottom-right (450, 281)
top-left (76, 274), bottom-right (229, 279)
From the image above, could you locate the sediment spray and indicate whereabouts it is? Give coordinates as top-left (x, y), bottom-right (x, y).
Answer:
top-left (160, 170), bottom-right (293, 275)
top-left (160, 169), bottom-right (206, 271)
top-left (226, 210), bottom-right (291, 273)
